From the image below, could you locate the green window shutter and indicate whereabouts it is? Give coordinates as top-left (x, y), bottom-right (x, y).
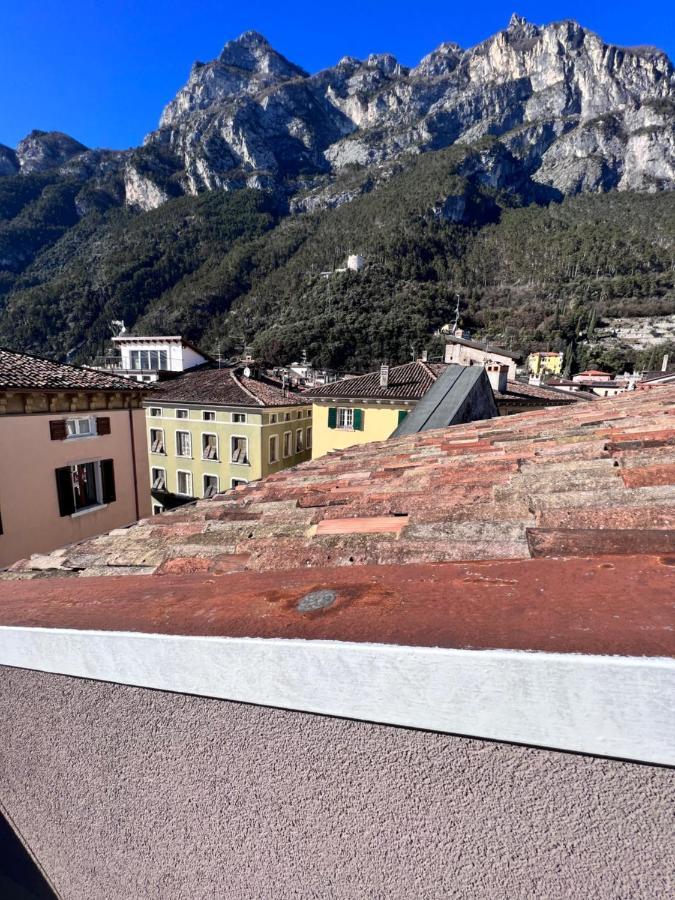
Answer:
top-left (353, 408), bottom-right (364, 431)
top-left (100, 459), bottom-right (116, 504)
top-left (397, 410), bottom-right (408, 425)
top-left (327, 407), bottom-right (337, 429)
top-left (55, 466), bottom-right (75, 517)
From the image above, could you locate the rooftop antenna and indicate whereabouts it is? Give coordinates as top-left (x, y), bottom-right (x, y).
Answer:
top-left (216, 344), bottom-right (222, 369)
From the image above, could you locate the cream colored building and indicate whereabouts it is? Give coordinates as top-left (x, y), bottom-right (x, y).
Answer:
top-left (0, 348), bottom-right (151, 568)
top-left (444, 333), bottom-right (518, 378)
top-left (146, 365), bottom-right (312, 509)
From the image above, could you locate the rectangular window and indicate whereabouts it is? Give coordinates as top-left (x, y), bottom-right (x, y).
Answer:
top-left (283, 431), bottom-right (292, 458)
top-left (151, 467), bottom-right (166, 491)
top-left (176, 470), bottom-right (193, 496)
top-left (152, 504), bottom-right (163, 515)
top-left (232, 413), bottom-right (247, 423)
top-left (203, 474), bottom-right (219, 499)
top-left (306, 426), bottom-right (312, 449)
top-left (203, 410), bottom-right (216, 421)
top-left (296, 429), bottom-right (304, 453)
top-left (231, 436), bottom-right (249, 465)
top-left (337, 407), bottom-right (354, 430)
top-left (149, 407), bottom-right (162, 417)
top-left (66, 416), bottom-right (96, 438)
top-left (202, 433), bottom-right (218, 460)
top-left (55, 459), bottom-right (115, 517)
top-left (150, 428), bottom-right (165, 454)
top-left (231, 479), bottom-right (248, 489)
top-left (176, 430), bottom-right (192, 457)
top-left (176, 409), bottom-right (189, 419)
top-left (130, 349), bottom-right (168, 370)
top-left (297, 411), bottom-right (303, 419)
top-left (71, 461), bottom-right (99, 510)
top-left (284, 413), bottom-right (291, 421)
top-left (269, 434), bottom-right (279, 464)
top-left (269, 414), bottom-right (277, 424)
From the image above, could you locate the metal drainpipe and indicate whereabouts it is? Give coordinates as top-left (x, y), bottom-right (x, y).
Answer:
top-left (128, 404), bottom-right (141, 522)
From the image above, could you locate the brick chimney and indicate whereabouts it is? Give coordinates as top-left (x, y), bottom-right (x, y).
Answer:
top-left (486, 363), bottom-right (508, 393)
top-left (380, 365), bottom-right (390, 388)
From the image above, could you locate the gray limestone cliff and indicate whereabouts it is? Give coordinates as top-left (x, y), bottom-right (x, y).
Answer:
top-left (3, 17), bottom-right (674, 211)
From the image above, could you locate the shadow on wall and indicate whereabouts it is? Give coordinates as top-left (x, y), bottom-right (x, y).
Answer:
top-left (0, 808), bottom-right (55, 899)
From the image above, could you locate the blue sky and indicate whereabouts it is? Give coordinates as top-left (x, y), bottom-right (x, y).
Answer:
top-left (1, 0), bottom-right (673, 150)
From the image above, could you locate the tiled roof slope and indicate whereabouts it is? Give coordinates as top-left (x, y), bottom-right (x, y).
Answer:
top-left (0, 347), bottom-right (146, 392)
top-left (5, 385), bottom-right (674, 579)
top-left (307, 361), bottom-right (440, 400)
top-left (307, 361), bottom-right (588, 404)
top-left (492, 380), bottom-right (595, 403)
top-left (151, 365), bottom-right (310, 407)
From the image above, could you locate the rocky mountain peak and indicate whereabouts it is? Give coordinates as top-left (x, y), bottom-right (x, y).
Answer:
top-left (508, 13), bottom-right (530, 29)
top-left (159, 32), bottom-right (306, 129)
top-left (217, 30), bottom-right (305, 77)
top-left (15, 130), bottom-right (88, 174)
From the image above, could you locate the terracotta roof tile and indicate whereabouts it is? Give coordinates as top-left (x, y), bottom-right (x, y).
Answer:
top-left (0, 347), bottom-right (146, 392)
top-left (152, 365), bottom-right (310, 408)
top-left (307, 360), bottom-right (589, 405)
top-left (4, 385), bottom-right (674, 580)
top-left (306, 361), bottom-right (439, 400)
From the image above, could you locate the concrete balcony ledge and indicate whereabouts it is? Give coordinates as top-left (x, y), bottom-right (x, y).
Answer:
top-left (0, 557), bottom-right (673, 766)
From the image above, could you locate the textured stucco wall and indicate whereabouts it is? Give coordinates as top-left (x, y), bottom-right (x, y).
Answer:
top-left (0, 408), bottom-right (150, 567)
top-left (0, 666), bottom-right (672, 900)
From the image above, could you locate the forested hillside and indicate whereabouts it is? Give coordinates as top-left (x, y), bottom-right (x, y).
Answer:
top-left (1, 140), bottom-right (673, 371)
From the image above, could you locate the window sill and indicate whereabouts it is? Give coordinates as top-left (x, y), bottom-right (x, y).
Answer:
top-left (151, 451), bottom-right (166, 455)
top-left (71, 503), bottom-right (108, 519)
top-left (201, 458), bottom-right (220, 463)
top-left (67, 434), bottom-right (99, 441)
top-left (230, 461), bottom-right (251, 467)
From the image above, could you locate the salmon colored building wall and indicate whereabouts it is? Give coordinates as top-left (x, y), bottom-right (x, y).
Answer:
top-left (0, 408), bottom-right (150, 567)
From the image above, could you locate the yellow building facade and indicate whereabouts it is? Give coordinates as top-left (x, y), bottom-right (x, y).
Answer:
top-left (310, 400), bottom-right (411, 460)
top-left (528, 351), bottom-right (564, 377)
top-left (144, 366), bottom-right (312, 509)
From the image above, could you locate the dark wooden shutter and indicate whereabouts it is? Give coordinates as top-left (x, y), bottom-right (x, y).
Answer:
top-left (100, 459), bottom-right (116, 504)
top-left (49, 419), bottom-right (67, 441)
top-left (96, 416), bottom-right (111, 435)
top-left (397, 410), bottom-right (408, 425)
top-left (353, 408), bottom-right (364, 431)
top-left (327, 407), bottom-right (337, 429)
top-left (55, 467), bottom-right (75, 517)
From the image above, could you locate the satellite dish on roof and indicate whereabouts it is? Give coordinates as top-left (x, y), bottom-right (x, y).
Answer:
top-left (243, 366), bottom-right (251, 378)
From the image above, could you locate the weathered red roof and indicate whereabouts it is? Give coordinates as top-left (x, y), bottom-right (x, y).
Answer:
top-left (0, 556), bottom-right (671, 656)
top-left (151, 365), bottom-right (310, 408)
top-left (307, 361), bottom-right (588, 405)
top-left (5, 385), bottom-right (674, 580)
top-left (306, 361), bottom-right (440, 400)
top-left (0, 347), bottom-right (147, 392)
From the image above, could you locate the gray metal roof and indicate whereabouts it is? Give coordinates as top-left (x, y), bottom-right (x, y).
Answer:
top-left (392, 365), bottom-right (498, 436)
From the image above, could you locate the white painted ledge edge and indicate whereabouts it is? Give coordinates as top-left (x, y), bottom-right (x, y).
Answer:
top-left (0, 626), bottom-right (673, 766)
